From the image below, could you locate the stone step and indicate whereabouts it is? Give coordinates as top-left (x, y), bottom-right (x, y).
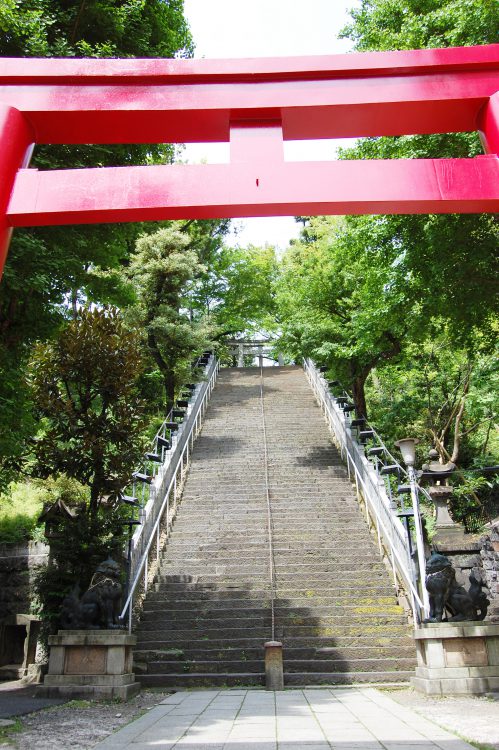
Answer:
top-left (136, 634), bottom-right (415, 651)
top-left (138, 657), bottom-right (416, 676)
top-left (156, 571), bottom-right (393, 596)
top-left (137, 670), bottom-right (413, 688)
top-left (151, 584), bottom-right (397, 598)
top-left (134, 366), bottom-right (415, 689)
top-left (138, 673), bottom-right (264, 688)
top-left (164, 544), bottom-right (377, 554)
top-left (144, 592), bottom-right (399, 613)
top-left (160, 552), bottom-right (385, 564)
top-left (139, 613), bottom-right (407, 629)
top-left (136, 624), bottom-right (411, 639)
top-left (134, 644), bottom-right (414, 663)
top-left (172, 525), bottom-right (369, 534)
top-left (283, 671), bottom-right (414, 686)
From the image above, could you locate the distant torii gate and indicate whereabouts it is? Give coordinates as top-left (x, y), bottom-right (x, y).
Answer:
top-left (1, 43), bottom-right (498, 277)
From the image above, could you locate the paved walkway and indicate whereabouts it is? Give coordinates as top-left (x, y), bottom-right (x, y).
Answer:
top-left (0, 679), bottom-right (65, 719)
top-left (94, 688), bottom-right (476, 750)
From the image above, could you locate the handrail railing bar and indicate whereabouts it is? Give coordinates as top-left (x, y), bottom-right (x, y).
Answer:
top-left (122, 373), bottom-right (213, 620)
top-left (120, 356), bottom-right (219, 628)
top-left (303, 359), bottom-right (424, 616)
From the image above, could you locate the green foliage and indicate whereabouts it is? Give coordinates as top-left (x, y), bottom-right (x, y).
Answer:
top-left (29, 307), bottom-right (146, 512)
top-left (340, 0), bottom-right (499, 51)
top-left (365, 334), bottom-right (498, 460)
top-left (34, 500), bottom-right (128, 640)
top-left (128, 226), bottom-right (213, 410)
top-left (277, 216), bottom-right (408, 416)
top-left (275, 0), bottom-right (499, 433)
top-left (0, 0), bottom-right (193, 482)
top-left (0, 0), bottom-right (193, 58)
top-left (190, 243), bottom-right (279, 339)
top-left (0, 480), bottom-right (45, 544)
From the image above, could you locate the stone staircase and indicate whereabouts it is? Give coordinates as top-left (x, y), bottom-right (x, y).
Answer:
top-left (134, 366), bottom-right (416, 687)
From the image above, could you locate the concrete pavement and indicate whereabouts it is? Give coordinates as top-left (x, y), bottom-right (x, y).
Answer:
top-left (93, 687), bottom-right (477, 750)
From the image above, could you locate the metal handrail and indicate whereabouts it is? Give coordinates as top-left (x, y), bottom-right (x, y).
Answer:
top-left (304, 359), bottom-right (425, 624)
top-left (121, 355), bottom-right (220, 631)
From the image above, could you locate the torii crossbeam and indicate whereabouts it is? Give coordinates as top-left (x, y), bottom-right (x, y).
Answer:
top-left (1, 44), bottom-right (498, 276)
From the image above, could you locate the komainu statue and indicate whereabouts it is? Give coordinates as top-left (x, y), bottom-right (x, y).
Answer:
top-left (60, 558), bottom-right (123, 630)
top-left (424, 552), bottom-right (489, 623)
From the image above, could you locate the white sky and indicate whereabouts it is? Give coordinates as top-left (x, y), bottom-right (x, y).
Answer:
top-left (182, 0), bottom-right (360, 249)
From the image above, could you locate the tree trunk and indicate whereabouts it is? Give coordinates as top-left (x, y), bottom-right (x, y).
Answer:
top-left (164, 370), bottom-right (176, 414)
top-left (352, 374), bottom-right (368, 419)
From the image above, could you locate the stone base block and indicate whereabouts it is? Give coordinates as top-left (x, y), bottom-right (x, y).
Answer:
top-left (37, 680), bottom-right (140, 701)
top-left (412, 622), bottom-right (499, 696)
top-left (37, 630), bottom-right (140, 702)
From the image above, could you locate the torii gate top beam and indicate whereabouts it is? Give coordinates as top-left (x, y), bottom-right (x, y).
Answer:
top-left (1, 45), bottom-right (498, 144)
top-left (0, 44), bottom-right (498, 278)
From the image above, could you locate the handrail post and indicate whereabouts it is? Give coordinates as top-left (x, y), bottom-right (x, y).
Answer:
top-left (409, 465), bottom-right (430, 620)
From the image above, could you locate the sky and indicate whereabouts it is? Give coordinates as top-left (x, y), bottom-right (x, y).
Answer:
top-left (182, 0), bottom-right (360, 250)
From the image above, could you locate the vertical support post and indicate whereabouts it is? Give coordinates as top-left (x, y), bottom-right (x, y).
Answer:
top-left (0, 106), bottom-right (34, 279)
top-left (238, 343), bottom-right (244, 368)
top-left (264, 641), bottom-right (283, 690)
top-left (408, 466), bottom-right (430, 619)
top-left (478, 93), bottom-right (499, 155)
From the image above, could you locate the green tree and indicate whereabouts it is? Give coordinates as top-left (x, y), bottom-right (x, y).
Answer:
top-left (128, 226), bottom-right (212, 411)
top-left (189, 244), bottom-right (279, 340)
top-left (30, 307), bottom-right (146, 514)
top-left (340, 0), bottom-right (499, 51)
top-left (281, 0), bottom-right (499, 419)
top-left (0, 0), bottom-right (193, 484)
top-left (0, 0), bottom-right (193, 58)
top-left (365, 333), bottom-right (499, 464)
top-left (277, 216), bottom-right (411, 416)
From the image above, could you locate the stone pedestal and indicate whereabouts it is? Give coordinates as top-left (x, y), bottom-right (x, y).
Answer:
top-left (264, 641), bottom-right (283, 690)
top-left (427, 486), bottom-right (467, 546)
top-left (37, 630), bottom-right (140, 701)
top-left (413, 622), bottom-right (499, 695)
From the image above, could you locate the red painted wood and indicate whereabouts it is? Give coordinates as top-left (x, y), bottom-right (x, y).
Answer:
top-left (0, 106), bottom-right (34, 276)
top-left (0, 44), bottom-right (498, 278)
top-left (479, 92), bottom-right (499, 154)
top-left (0, 45), bottom-right (497, 143)
top-left (9, 157), bottom-right (499, 225)
top-left (0, 44), bottom-right (497, 83)
top-left (0, 71), bottom-right (497, 144)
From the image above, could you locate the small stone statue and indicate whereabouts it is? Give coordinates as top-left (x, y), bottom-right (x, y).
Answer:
top-left (60, 558), bottom-right (123, 630)
top-left (424, 552), bottom-right (489, 623)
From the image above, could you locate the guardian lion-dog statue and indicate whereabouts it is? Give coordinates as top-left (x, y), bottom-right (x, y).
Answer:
top-left (60, 557), bottom-right (123, 630)
top-left (424, 552), bottom-right (489, 623)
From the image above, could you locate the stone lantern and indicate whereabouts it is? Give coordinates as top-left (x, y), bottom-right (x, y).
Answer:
top-left (420, 449), bottom-right (464, 544)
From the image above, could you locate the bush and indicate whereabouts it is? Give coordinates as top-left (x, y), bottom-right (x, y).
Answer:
top-left (0, 481), bottom-right (46, 544)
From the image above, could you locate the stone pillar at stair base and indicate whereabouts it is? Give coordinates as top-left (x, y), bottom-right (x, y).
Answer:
top-left (37, 630), bottom-right (140, 700)
top-left (412, 622), bottom-right (499, 695)
top-left (264, 641), bottom-right (283, 690)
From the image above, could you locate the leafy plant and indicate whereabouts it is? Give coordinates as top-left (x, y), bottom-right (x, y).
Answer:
top-left (29, 307), bottom-right (147, 514)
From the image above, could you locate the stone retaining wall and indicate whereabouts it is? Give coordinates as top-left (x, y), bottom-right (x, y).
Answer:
top-left (0, 542), bottom-right (48, 621)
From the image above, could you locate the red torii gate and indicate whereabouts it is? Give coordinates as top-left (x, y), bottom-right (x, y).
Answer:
top-left (0, 43), bottom-right (498, 278)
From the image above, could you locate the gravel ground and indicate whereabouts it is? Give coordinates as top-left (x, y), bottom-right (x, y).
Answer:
top-left (386, 688), bottom-right (499, 750)
top-left (0, 689), bottom-right (171, 750)
top-left (0, 687), bottom-right (498, 749)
